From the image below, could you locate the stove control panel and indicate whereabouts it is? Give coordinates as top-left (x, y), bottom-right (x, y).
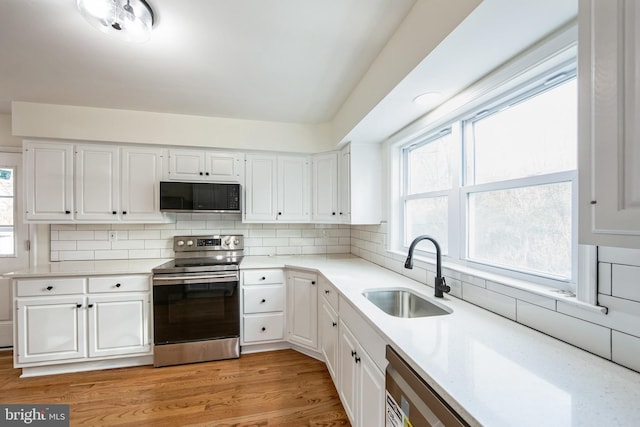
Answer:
top-left (173, 235), bottom-right (243, 252)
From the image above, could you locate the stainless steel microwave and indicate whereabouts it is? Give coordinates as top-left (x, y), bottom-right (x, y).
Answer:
top-left (159, 181), bottom-right (241, 213)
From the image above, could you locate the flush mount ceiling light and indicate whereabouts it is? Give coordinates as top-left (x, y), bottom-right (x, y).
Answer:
top-left (413, 92), bottom-right (444, 107)
top-left (77, 0), bottom-right (155, 43)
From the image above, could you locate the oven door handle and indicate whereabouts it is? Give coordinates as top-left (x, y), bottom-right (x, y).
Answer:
top-left (152, 273), bottom-right (239, 285)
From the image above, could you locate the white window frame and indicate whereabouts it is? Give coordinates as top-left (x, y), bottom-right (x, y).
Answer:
top-left (387, 23), bottom-right (599, 306)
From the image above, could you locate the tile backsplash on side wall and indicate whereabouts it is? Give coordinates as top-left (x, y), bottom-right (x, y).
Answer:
top-left (50, 213), bottom-right (351, 261)
top-left (351, 223), bottom-right (640, 374)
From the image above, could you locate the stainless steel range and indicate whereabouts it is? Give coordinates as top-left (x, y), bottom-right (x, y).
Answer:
top-left (152, 235), bottom-right (243, 367)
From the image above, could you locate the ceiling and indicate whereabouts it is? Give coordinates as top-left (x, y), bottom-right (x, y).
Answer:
top-left (0, 0), bottom-right (578, 145)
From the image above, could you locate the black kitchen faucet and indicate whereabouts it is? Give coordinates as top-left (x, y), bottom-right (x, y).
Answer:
top-left (404, 235), bottom-right (451, 298)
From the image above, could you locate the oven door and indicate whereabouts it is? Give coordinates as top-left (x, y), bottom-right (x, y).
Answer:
top-left (152, 273), bottom-right (240, 345)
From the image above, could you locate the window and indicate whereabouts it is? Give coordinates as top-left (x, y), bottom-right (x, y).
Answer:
top-left (0, 167), bottom-right (16, 256)
top-left (397, 67), bottom-right (578, 290)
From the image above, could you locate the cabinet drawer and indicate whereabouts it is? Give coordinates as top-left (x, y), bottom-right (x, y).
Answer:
top-left (243, 313), bottom-right (285, 343)
top-left (88, 275), bottom-right (150, 293)
top-left (319, 275), bottom-right (338, 311)
top-left (243, 285), bottom-right (284, 314)
top-left (243, 269), bottom-right (284, 285)
top-left (16, 277), bottom-right (85, 297)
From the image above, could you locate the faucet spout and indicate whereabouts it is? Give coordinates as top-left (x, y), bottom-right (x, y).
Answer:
top-left (404, 235), bottom-right (450, 298)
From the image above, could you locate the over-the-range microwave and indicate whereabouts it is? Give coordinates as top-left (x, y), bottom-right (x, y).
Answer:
top-left (159, 181), bottom-right (241, 213)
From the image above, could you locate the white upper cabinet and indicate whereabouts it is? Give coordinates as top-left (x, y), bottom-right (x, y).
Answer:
top-left (167, 149), bottom-right (244, 183)
top-left (312, 144), bottom-right (382, 225)
top-left (24, 140), bottom-right (164, 223)
top-left (277, 155), bottom-right (310, 222)
top-left (120, 147), bottom-right (164, 222)
top-left (312, 152), bottom-right (339, 222)
top-left (24, 140), bottom-right (74, 221)
top-left (579, 0), bottom-right (640, 248)
top-left (244, 153), bottom-right (310, 222)
top-left (75, 144), bottom-right (120, 221)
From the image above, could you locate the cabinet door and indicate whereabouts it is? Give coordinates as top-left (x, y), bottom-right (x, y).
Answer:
top-left (320, 299), bottom-right (339, 381)
top-left (87, 293), bottom-right (151, 358)
top-left (205, 151), bottom-right (244, 183)
top-left (278, 155), bottom-right (310, 222)
top-left (338, 145), bottom-right (351, 223)
top-left (24, 141), bottom-right (74, 221)
top-left (121, 147), bottom-right (163, 221)
top-left (245, 154), bottom-right (277, 221)
top-left (167, 149), bottom-right (206, 181)
top-left (287, 270), bottom-right (318, 350)
top-left (579, 0), bottom-right (640, 247)
top-left (75, 145), bottom-right (119, 221)
top-left (338, 321), bottom-right (359, 425)
top-left (312, 152), bottom-right (339, 222)
top-left (358, 348), bottom-right (385, 427)
top-left (16, 296), bottom-right (86, 364)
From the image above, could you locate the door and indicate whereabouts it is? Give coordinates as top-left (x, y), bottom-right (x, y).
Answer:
top-left (88, 293), bottom-right (151, 357)
top-left (121, 147), bottom-right (163, 221)
top-left (16, 296), bottom-right (86, 364)
top-left (244, 154), bottom-right (277, 221)
top-left (287, 270), bottom-right (318, 350)
top-left (278, 155), bottom-right (310, 222)
top-left (312, 152), bottom-right (338, 222)
top-left (338, 321), bottom-right (359, 425)
top-left (0, 152), bottom-right (30, 347)
top-left (75, 145), bottom-right (119, 221)
top-left (205, 151), bottom-right (244, 183)
top-left (167, 149), bottom-right (206, 181)
top-left (24, 141), bottom-right (74, 221)
top-left (320, 300), bottom-right (339, 380)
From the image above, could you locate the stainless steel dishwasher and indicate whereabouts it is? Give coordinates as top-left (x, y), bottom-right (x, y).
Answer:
top-left (385, 346), bottom-right (470, 427)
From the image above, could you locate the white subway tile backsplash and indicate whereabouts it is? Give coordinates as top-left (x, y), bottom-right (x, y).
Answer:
top-left (599, 246), bottom-right (640, 265)
top-left (94, 250), bottom-right (129, 259)
top-left (111, 240), bottom-right (145, 250)
top-left (50, 241), bottom-right (77, 251)
top-left (59, 251), bottom-right (95, 261)
top-left (486, 280), bottom-right (557, 311)
top-left (598, 262), bottom-right (612, 295)
top-left (58, 230), bottom-right (95, 240)
top-left (517, 300), bottom-right (611, 359)
top-left (612, 331), bottom-right (640, 372)
top-left (463, 283), bottom-right (517, 320)
top-left (128, 230), bottom-right (162, 240)
top-left (76, 240), bottom-right (111, 250)
top-left (611, 264), bottom-right (640, 301)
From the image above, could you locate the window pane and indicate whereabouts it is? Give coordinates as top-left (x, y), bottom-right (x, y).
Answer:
top-left (0, 198), bottom-right (13, 226)
top-left (469, 79), bottom-right (577, 185)
top-left (407, 133), bottom-right (453, 194)
top-left (405, 197), bottom-right (448, 254)
top-left (0, 168), bottom-right (13, 197)
top-left (468, 182), bottom-right (572, 279)
top-left (0, 228), bottom-right (14, 256)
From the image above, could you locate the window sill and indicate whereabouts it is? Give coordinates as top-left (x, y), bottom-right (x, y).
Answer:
top-left (386, 249), bottom-right (608, 315)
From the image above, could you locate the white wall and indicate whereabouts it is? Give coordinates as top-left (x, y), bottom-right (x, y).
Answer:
top-left (351, 224), bottom-right (640, 374)
top-left (11, 102), bottom-right (334, 154)
top-left (0, 113), bottom-right (21, 148)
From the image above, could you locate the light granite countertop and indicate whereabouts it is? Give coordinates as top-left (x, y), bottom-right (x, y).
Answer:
top-left (6, 254), bottom-right (640, 426)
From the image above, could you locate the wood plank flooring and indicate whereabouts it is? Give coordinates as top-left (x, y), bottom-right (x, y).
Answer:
top-left (0, 349), bottom-right (350, 426)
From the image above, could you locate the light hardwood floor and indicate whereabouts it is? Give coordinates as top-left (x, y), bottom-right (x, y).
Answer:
top-left (0, 349), bottom-right (350, 426)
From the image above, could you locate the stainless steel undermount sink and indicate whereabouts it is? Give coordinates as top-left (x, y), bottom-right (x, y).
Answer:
top-left (362, 288), bottom-right (452, 318)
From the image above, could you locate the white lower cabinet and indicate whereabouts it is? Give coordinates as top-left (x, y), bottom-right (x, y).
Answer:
top-left (87, 293), bottom-right (150, 358)
top-left (241, 269), bottom-right (286, 345)
top-left (14, 275), bottom-right (152, 370)
top-left (286, 269), bottom-right (318, 351)
top-left (320, 299), bottom-right (339, 381)
top-left (16, 295), bottom-right (86, 364)
top-left (338, 321), bottom-right (385, 427)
